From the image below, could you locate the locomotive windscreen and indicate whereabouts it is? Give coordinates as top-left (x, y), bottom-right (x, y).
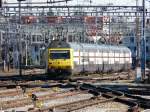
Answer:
top-left (50, 50), bottom-right (70, 59)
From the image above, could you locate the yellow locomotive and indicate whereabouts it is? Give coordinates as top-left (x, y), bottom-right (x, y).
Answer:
top-left (48, 48), bottom-right (73, 73)
top-left (47, 40), bottom-right (132, 78)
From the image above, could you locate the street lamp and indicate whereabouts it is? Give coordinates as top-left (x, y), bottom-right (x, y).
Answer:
top-left (17, 0), bottom-right (26, 76)
top-left (141, 0), bottom-right (146, 81)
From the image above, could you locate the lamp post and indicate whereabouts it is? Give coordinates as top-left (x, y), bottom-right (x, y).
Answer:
top-left (17, 0), bottom-right (26, 76)
top-left (141, 0), bottom-right (146, 81)
top-left (135, 0), bottom-right (142, 82)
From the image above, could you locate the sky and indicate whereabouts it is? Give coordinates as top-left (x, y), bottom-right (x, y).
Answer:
top-left (5, 0), bottom-right (150, 9)
top-left (4, 0), bottom-right (144, 6)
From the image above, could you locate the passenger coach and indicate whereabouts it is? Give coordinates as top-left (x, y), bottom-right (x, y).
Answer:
top-left (47, 40), bottom-right (132, 77)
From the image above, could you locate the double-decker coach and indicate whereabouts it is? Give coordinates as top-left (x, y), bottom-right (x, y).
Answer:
top-left (47, 40), bottom-right (132, 78)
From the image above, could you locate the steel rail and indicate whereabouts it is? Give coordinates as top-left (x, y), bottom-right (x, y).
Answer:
top-left (29, 83), bottom-right (138, 112)
top-left (28, 85), bottom-right (112, 112)
top-left (0, 88), bottom-right (83, 110)
top-left (81, 83), bottom-right (139, 112)
top-left (81, 83), bottom-right (150, 109)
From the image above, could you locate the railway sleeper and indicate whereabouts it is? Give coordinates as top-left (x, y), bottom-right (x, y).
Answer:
top-left (79, 83), bottom-right (140, 112)
top-left (29, 95), bottom-right (114, 112)
top-left (124, 93), bottom-right (150, 108)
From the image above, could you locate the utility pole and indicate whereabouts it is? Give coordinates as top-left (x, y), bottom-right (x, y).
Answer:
top-left (135, 0), bottom-right (141, 81)
top-left (17, 0), bottom-right (25, 76)
top-left (141, 0), bottom-right (146, 81)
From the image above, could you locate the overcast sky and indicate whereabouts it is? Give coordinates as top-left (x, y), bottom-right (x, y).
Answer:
top-left (4, 0), bottom-right (144, 6)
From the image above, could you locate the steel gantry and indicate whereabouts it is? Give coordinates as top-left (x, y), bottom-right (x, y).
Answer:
top-left (0, 2), bottom-right (149, 80)
top-left (1, 5), bottom-right (147, 17)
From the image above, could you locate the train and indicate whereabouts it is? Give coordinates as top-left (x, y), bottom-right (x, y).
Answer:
top-left (47, 40), bottom-right (132, 78)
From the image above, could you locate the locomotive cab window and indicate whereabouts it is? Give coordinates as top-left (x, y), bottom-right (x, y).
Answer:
top-left (50, 50), bottom-right (70, 59)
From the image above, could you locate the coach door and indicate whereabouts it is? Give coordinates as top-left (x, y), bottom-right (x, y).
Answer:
top-left (79, 45), bottom-right (84, 73)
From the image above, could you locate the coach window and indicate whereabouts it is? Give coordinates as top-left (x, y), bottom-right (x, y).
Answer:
top-left (103, 49), bottom-right (108, 61)
top-left (32, 35), bottom-right (36, 42)
top-left (115, 50), bottom-right (120, 63)
top-left (146, 46), bottom-right (149, 53)
top-left (130, 37), bottom-right (134, 43)
top-left (134, 47), bottom-right (136, 52)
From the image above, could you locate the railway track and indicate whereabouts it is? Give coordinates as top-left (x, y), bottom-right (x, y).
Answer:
top-left (0, 81), bottom-right (150, 112)
top-left (80, 83), bottom-right (139, 112)
top-left (0, 86), bottom-right (84, 110)
top-left (0, 72), bottom-right (133, 89)
top-left (70, 71), bottom-right (134, 82)
top-left (0, 71), bottom-right (133, 81)
top-left (81, 83), bottom-right (150, 109)
top-left (29, 96), bottom-right (108, 112)
top-left (1, 91), bottom-right (87, 110)
top-left (25, 83), bottom-right (141, 112)
top-left (0, 77), bottom-right (149, 111)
